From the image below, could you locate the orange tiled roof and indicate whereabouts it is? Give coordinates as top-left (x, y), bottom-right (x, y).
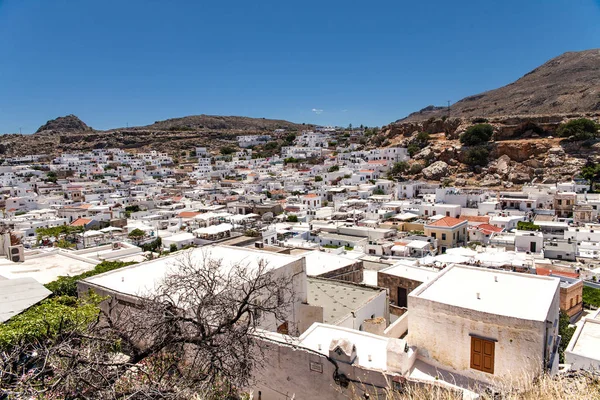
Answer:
top-left (427, 216), bottom-right (466, 228)
top-left (70, 218), bottom-right (92, 226)
top-left (178, 211), bottom-right (200, 218)
top-left (536, 267), bottom-right (579, 279)
top-left (459, 215), bottom-right (490, 223)
top-left (303, 193), bottom-right (319, 198)
top-left (476, 224), bottom-right (503, 233)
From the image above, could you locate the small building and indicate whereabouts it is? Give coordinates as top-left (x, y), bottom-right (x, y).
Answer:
top-left (424, 216), bottom-right (468, 253)
top-left (378, 263), bottom-right (438, 309)
top-left (408, 264), bottom-right (560, 386)
top-left (565, 309), bottom-right (600, 370)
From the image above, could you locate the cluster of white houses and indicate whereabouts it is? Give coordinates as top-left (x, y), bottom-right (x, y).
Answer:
top-left (2, 131), bottom-right (600, 398)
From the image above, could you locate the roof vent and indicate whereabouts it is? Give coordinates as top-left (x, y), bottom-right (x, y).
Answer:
top-left (494, 276), bottom-right (498, 282)
top-left (476, 292), bottom-right (480, 300)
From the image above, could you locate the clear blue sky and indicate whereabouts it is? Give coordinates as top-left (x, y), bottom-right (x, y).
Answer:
top-left (1, 0), bottom-right (599, 134)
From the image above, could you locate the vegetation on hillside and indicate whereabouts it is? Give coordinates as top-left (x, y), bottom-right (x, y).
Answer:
top-left (557, 118), bottom-right (600, 141)
top-left (460, 124), bottom-right (494, 146)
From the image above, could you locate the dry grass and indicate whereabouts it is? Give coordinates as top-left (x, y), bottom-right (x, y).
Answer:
top-left (353, 371), bottom-right (600, 400)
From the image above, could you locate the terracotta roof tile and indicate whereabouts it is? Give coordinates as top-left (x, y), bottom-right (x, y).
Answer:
top-left (427, 216), bottom-right (466, 228)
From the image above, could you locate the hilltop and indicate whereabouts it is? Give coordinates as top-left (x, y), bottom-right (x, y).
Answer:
top-left (401, 49), bottom-right (600, 122)
top-left (35, 114), bottom-right (93, 134)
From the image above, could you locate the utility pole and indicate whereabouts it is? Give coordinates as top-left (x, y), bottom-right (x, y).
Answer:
top-left (447, 100), bottom-right (451, 119)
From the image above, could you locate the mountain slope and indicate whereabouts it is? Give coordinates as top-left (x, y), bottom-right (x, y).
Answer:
top-left (401, 49), bottom-right (600, 122)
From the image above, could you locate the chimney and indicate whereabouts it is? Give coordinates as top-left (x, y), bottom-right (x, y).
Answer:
top-left (476, 292), bottom-right (481, 300)
top-left (494, 276), bottom-right (498, 282)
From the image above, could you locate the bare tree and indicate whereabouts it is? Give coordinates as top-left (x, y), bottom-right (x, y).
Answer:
top-left (0, 250), bottom-right (296, 399)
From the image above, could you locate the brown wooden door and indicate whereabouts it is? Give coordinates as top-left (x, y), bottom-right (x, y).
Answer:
top-left (470, 336), bottom-right (495, 374)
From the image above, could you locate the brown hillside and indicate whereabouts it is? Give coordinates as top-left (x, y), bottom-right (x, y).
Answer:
top-left (401, 49), bottom-right (600, 122)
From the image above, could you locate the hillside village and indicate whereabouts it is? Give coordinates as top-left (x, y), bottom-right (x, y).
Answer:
top-left (2, 120), bottom-right (600, 398)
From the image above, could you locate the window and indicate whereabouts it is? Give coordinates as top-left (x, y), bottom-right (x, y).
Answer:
top-left (442, 233), bottom-right (446, 240)
top-left (431, 232), bottom-right (436, 239)
top-left (470, 336), bottom-right (495, 374)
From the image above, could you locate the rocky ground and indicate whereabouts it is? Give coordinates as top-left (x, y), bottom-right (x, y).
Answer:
top-left (375, 114), bottom-right (600, 188)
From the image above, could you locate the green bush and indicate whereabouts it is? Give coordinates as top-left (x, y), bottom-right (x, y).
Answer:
top-left (583, 286), bottom-right (600, 308)
top-left (169, 243), bottom-right (178, 253)
top-left (556, 118), bottom-right (600, 141)
top-left (287, 215), bottom-right (299, 223)
top-left (264, 141), bottom-right (279, 150)
top-left (558, 310), bottom-right (576, 363)
top-left (460, 124), bottom-right (494, 146)
top-left (463, 146), bottom-right (489, 166)
top-left (328, 165), bottom-right (340, 172)
top-left (220, 146), bottom-right (235, 155)
top-left (314, 175), bottom-right (323, 182)
top-left (0, 295), bottom-right (102, 348)
top-left (409, 164), bottom-right (424, 174)
top-left (517, 221), bottom-right (541, 231)
top-left (45, 261), bottom-right (136, 297)
top-left (407, 144), bottom-right (421, 157)
top-left (415, 132), bottom-right (430, 143)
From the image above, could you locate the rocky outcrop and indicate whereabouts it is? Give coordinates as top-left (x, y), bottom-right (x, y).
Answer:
top-left (35, 115), bottom-right (92, 134)
top-left (422, 161), bottom-right (449, 180)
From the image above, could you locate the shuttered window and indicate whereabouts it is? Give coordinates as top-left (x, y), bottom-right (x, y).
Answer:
top-left (470, 336), bottom-right (495, 374)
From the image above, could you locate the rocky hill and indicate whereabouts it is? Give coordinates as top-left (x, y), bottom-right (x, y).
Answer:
top-left (137, 114), bottom-right (307, 132)
top-left (401, 49), bottom-right (600, 122)
top-left (35, 114), bottom-right (93, 134)
top-left (0, 115), bottom-right (310, 158)
top-left (374, 48), bottom-right (600, 188)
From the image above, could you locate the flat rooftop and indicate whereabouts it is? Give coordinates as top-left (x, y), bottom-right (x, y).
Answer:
top-left (84, 245), bottom-right (302, 297)
top-left (298, 322), bottom-right (391, 371)
top-left (0, 251), bottom-right (99, 284)
top-left (412, 265), bottom-right (559, 321)
top-left (0, 277), bottom-right (52, 322)
top-left (308, 277), bottom-right (383, 325)
top-left (570, 318), bottom-right (600, 361)
top-left (303, 250), bottom-right (358, 276)
top-left (379, 263), bottom-right (438, 284)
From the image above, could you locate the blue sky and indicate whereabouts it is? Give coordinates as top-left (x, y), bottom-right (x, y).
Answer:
top-left (1, 0), bottom-right (599, 133)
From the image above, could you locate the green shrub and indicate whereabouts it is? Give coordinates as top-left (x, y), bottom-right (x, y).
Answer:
top-left (314, 176), bottom-right (323, 182)
top-left (460, 124), bottom-right (494, 146)
top-left (169, 243), bottom-right (178, 253)
top-left (407, 144), bottom-right (420, 157)
top-left (45, 261), bottom-right (136, 297)
top-left (517, 221), bottom-right (541, 231)
top-left (328, 165), bottom-right (340, 172)
top-left (556, 118), bottom-right (600, 141)
top-left (558, 310), bottom-right (576, 363)
top-left (583, 286), bottom-right (600, 308)
top-left (287, 215), bottom-right (299, 223)
top-left (220, 146), bottom-right (235, 155)
top-left (463, 146), bottom-right (489, 166)
top-left (415, 132), bottom-right (430, 143)
top-left (409, 164), bottom-right (424, 174)
top-left (0, 295), bottom-right (102, 348)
